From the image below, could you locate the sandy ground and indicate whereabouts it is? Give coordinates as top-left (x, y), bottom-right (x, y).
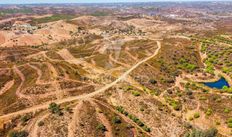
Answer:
top-left (0, 41), bottom-right (161, 121)
top-left (0, 20), bottom-right (76, 47)
top-left (0, 32), bottom-right (5, 45)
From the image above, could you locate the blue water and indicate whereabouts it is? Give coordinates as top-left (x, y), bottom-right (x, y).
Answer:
top-left (204, 77), bottom-right (230, 89)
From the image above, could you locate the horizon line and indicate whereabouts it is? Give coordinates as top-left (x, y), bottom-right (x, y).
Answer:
top-left (0, 0), bottom-right (232, 5)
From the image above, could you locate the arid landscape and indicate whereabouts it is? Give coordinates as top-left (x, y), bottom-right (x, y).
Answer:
top-left (0, 1), bottom-right (232, 137)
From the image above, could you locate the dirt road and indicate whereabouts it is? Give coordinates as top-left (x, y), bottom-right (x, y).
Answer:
top-left (0, 41), bottom-right (161, 120)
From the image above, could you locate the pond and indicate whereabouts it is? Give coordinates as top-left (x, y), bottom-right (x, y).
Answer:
top-left (204, 77), bottom-right (230, 89)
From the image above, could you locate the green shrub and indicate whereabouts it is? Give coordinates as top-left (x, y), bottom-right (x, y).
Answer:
top-left (125, 86), bottom-right (133, 91)
top-left (227, 123), bottom-right (232, 128)
top-left (189, 117), bottom-right (193, 121)
top-left (140, 107), bottom-right (145, 112)
top-left (205, 108), bottom-right (213, 116)
top-left (222, 86), bottom-right (232, 93)
top-left (226, 118), bottom-right (232, 128)
top-left (205, 64), bottom-right (214, 74)
top-left (199, 96), bottom-right (207, 101)
top-left (38, 121), bottom-right (44, 127)
top-left (150, 89), bottom-right (159, 96)
top-left (215, 121), bottom-right (221, 125)
top-left (137, 120), bottom-right (144, 127)
top-left (149, 79), bottom-right (157, 84)
top-left (131, 116), bottom-right (139, 123)
top-left (142, 126), bottom-right (151, 132)
top-left (96, 123), bottom-right (107, 132)
top-left (168, 99), bottom-right (181, 111)
top-left (224, 108), bottom-right (231, 113)
top-left (48, 102), bottom-right (62, 115)
top-left (178, 58), bottom-right (197, 71)
top-left (112, 116), bottom-right (121, 124)
top-left (172, 103), bottom-right (181, 111)
top-left (131, 90), bottom-right (140, 96)
top-left (116, 106), bottom-right (124, 113)
top-left (194, 112), bottom-right (200, 119)
top-left (123, 111), bottom-right (129, 116)
top-left (20, 114), bottom-right (32, 124)
top-left (227, 118), bottom-right (232, 123)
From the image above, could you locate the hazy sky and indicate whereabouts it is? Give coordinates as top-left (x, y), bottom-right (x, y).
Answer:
top-left (0, 0), bottom-right (230, 4)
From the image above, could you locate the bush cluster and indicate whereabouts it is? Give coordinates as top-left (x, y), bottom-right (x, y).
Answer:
top-left (48, 102), bottom-right (63, 116)
top-left (184, 128), bottom-right (218, 137)
top-left (116, 106), bottom-right (151, 132)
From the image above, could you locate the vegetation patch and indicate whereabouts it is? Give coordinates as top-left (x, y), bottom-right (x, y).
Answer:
top-left (184, 128), bottom-right (218, 137)
top-left (227, 118), bottom-right (232, 128)
top-left (116, 106), bottom-right (151, 132)
top-left (48, 102), bottom-right (63, 116)
top-left (8, 130), bottom-right (29, 137)
top-left (193, 112), bottom-right (200, 119)
top-left (165, 97), bottom-right (182, 111)
top-left (96, 123), bottom-right (107, 132)
top-left (31, 14), bottom-right (76, 24)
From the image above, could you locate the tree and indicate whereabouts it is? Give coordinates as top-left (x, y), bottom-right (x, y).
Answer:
top-left (142, 126), bottom-right (151, 132)
top-left (48, 103), bottom-right (62, 115)
top-left (112, 116), bottom-right (121, 124)
top-left (194, 112), bottom-right (200, 119)
top-left (20, 114), bottom-right (32, 124)
top-left (205, 108), bottom-right (213, 116)
top-left (96, 123), bottom-right (107, 132)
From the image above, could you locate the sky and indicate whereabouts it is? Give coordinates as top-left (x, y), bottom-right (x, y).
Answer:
top-left (0, 0), bottom-right (230, 4)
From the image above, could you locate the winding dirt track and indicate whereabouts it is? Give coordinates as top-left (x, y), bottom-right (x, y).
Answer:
top-left (0, 41), bottom-right (161, 120)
